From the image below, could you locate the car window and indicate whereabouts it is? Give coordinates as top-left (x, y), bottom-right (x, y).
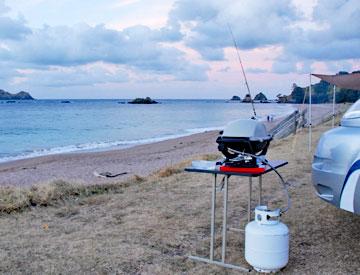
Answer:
top-left (341, 99), bottom-right (360, 127)
top-left (343, 99), bottom-right (360, 120)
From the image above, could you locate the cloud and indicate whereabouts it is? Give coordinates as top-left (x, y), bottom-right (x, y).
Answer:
top-left (246, 67), bottom-right (268, 74)
top-left (0, 1), bottom-right (207, 83)
top-left (0, 16), bottom-right (32, 40)
top-left (0, 62), bottom-right (22, 80)
top-left (172, 62), bottom-right (208, 81)
top-left (19, 64), bottom-right (129, 87)
top-left (167, 0), bottom-right (359, 73)
top-left (313, 0), bottom-right (360, 41)
top-left (287, 34), bottom-right (360, 61)
top-left (296, 60), bottom-right (313, 74)
top-left (271, 60), bottom-right (297, 74)
top-left (218, 66), bottom-right (230, 72)
top-left (0, 0), bottom-right (31, 40)
top-left (168, 0), bottom-right (299, 60)
top-left (0, 0), bottom-right (10, 14)
top-left (282, 0), bottom-right (360, 62)
top-left (2, 23), bottom-right (208, 81)
top-left (326, 60), bottom-right (353, 73)
top-left (265, 0), bottom-right (360, 74)
top-left (2, 0), bottom-right (359, 93)
top-left (113, 0), bottom-right (140, 8)
top-left (153, 20), bottom-right (183, 42)
top-left (146, 5), bottom-right (184, 43)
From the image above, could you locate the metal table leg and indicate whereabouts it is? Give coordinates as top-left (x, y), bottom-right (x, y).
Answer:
top-left (258, 175), bottom-right (262, 205)
top-left (248, 177), bottom-right (252, 222)
top-left (221, 175), bottom-right (229, 263)
top-left (188, 256), bottom-right (250, 271)
top-left (210, 174), bottom-right (217, 261)
top-left (188, 174), bottom-right (251, 272)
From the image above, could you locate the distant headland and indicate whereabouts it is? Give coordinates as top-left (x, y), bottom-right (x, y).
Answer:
top-left (0, 89), bottom-right (34, 100)
top-left (278, 71), bottom-right (360, 103)
top-left (228, 71), bottom-right (359, 104)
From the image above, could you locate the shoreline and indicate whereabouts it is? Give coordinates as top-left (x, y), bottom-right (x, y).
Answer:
top-left (0, 107), bottom-right (297, 165)
top-left (0, 104), bottom-right (341, 187)
top-left (0, 100), bottom-right (296, 165)
top-left (0, 130), bottom-right (221, 187)
top-left (0, 126), bottom-right (223, 165)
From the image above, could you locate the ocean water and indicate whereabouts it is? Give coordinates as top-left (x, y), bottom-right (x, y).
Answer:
top-left (0, 99), bottom-right (295, 163)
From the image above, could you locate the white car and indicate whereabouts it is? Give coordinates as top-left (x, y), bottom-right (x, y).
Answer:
top-left (312, 99), bottom-right (360, 214)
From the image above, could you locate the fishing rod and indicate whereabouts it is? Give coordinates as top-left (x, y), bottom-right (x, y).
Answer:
top-left (227, 24), bottom-right (257, 118)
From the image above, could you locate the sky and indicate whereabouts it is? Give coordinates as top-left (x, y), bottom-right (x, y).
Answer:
top-left (0, 0), bottom-right (359, 99)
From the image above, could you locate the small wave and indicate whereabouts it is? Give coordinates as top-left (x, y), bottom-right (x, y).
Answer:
top-left (185, 126), bottom-right (223, 134)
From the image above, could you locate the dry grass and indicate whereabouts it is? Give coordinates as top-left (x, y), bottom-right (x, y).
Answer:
top-left (0, 176), bottom-right (145, 214)
top-left (156, 167), bottom-right (183, 178)
top-left (0, 115), bottom-right (359, 274)
top-left (154, 154), bottom-right (220, 179)
top-left (199, 153), bottom-right (221, 161)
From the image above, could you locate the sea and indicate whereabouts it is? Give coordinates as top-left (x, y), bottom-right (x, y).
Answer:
top-left (0, 99), bottom-right (295, 163)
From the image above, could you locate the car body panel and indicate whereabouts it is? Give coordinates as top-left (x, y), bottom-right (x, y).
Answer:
top-left (354, 174), bottom-right (360, 213)
top-left (312, 99), bottom-right (360, 214)
top-left (340, 159), bottom-right (360, 212)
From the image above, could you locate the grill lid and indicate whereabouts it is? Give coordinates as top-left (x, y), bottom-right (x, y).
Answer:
top-left (222, 119), bottom-right (269, 139)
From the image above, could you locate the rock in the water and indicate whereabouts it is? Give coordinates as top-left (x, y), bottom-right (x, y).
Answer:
top-left (242, 94), bottom-right (252, 103)
top-left (230, 95), bottom-right (241, 101)
top-left (0, 89), bottom-right (34, 100)
top-left (254, 92), bottom-right (268, 102)
top-left (128, 97), bottom-right (158, 104)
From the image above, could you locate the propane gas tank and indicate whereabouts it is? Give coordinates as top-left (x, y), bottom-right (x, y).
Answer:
top-left (245, 205), bottom-right (289, 273)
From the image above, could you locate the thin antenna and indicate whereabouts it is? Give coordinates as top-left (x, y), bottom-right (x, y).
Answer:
top-left (227, 24), bottom-right (257, 118)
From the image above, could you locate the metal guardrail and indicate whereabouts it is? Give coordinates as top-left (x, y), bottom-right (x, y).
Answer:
top-left (270, 110), bottom-right (305, 139)
top-left (303, 110), bottom-right (337, 127)
top-left (270, 105), bottom-right (346, 139)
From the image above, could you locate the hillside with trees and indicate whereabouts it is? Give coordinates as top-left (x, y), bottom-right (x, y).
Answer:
top-left (281, 71), bottom-right (360, 103)
top-left (0, 90), bottom-right (34, 100)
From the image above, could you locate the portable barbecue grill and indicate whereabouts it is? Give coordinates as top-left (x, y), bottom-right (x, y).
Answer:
top-left (216, 119), bottom-right (272, 169)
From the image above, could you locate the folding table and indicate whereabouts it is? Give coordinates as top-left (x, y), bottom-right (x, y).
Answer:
top-left (185, 160), bottom-right (288, 271)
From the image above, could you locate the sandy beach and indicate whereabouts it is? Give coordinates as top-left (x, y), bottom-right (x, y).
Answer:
top-left (0, 104), bottom-right (341, 187)
top-left (0, 130), bottom-right (219, 187)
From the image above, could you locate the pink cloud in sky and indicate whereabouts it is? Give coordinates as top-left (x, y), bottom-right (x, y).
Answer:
top-left (1, 0), bottom-right (359, 99)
